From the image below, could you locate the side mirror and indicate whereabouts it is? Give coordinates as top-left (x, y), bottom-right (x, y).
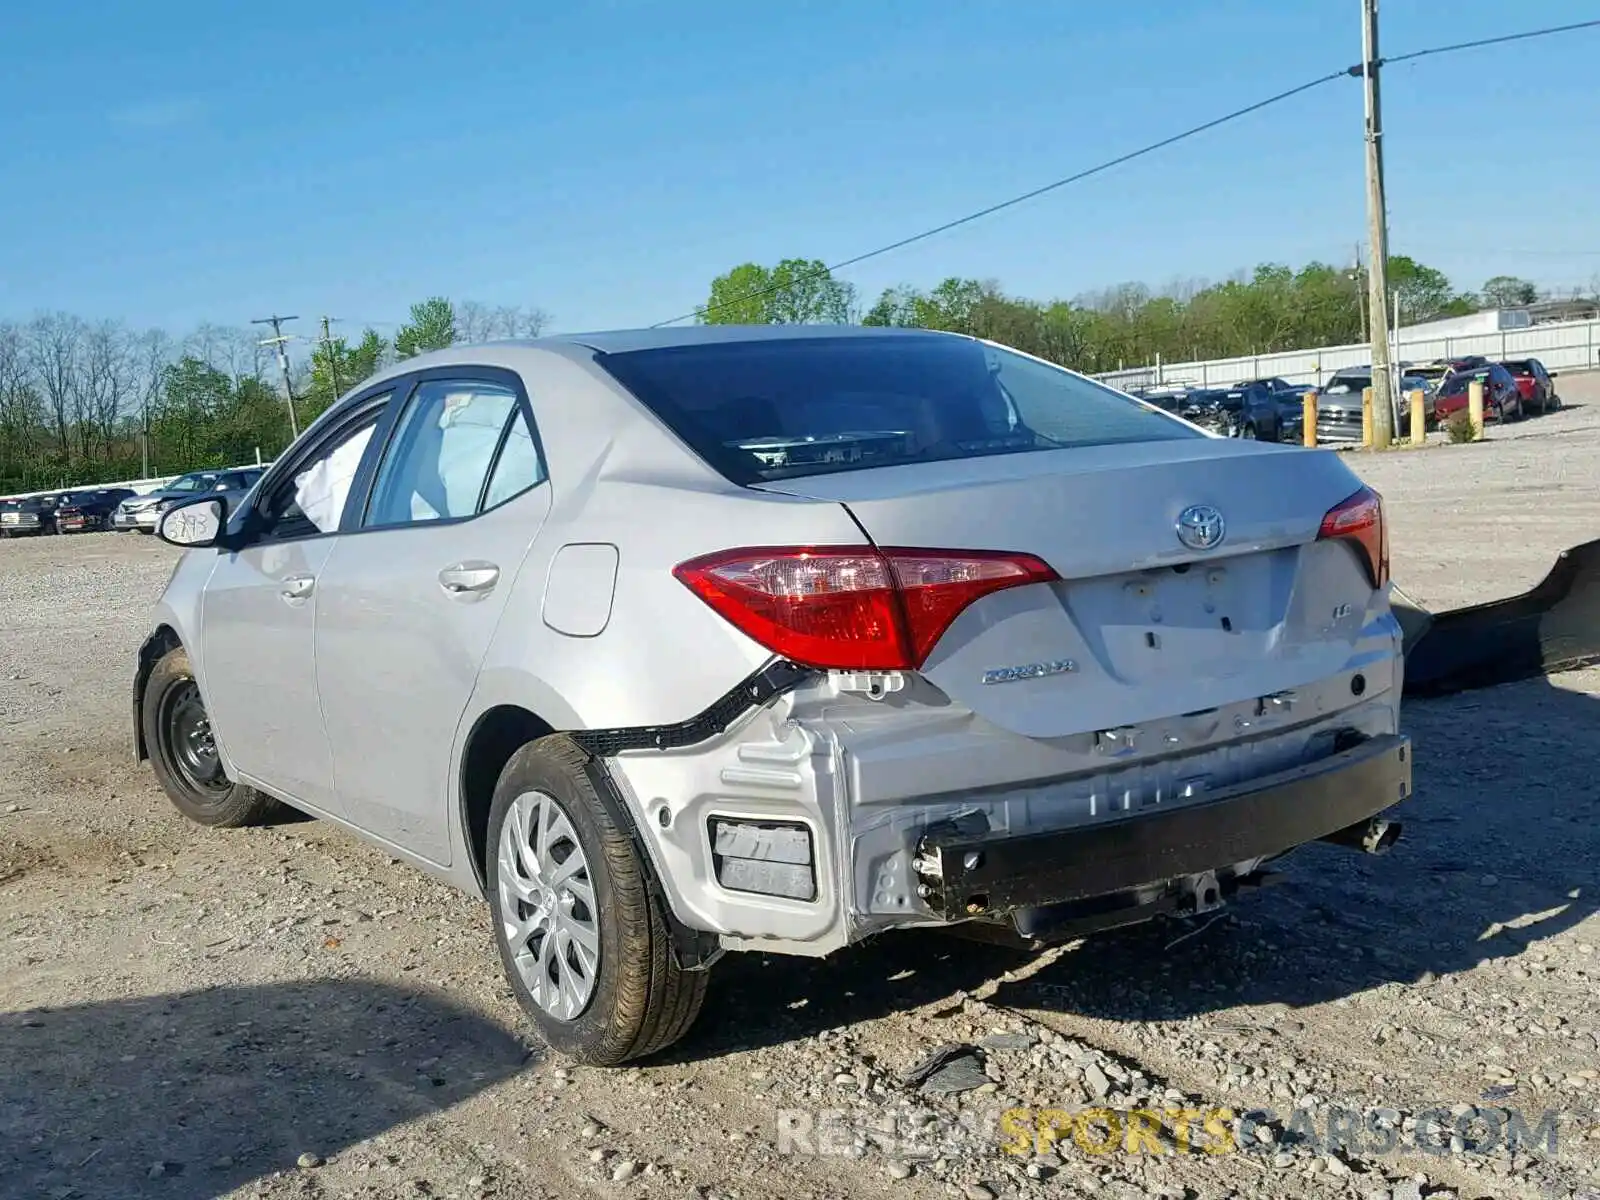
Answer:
top-left (157, 495), bottom-right (227, 548)
top-left (1548, 370), bottom-right (1560, 378)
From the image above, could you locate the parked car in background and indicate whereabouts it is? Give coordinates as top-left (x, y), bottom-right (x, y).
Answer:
top-left (1165, 387), bottom-right (1231, 434)
top-left (0, 493), bottom-right (63, 537)
top-left (1435, 362), bottom-right (1524, 423)
top-left (1126, 383), bottom-right (1194, 415)
top-left (1217, 381), bottom-right (1291, 441)
top-left (1313, 367), bottom-right (1435, 443)
top-left (115, 468), bottom-right (266, 533)
top-left (56, 488), bottom-right (137, 533)
top-left (1500, 359), bottom-right (1560, 414)
top-left (135, 327), bottom-right (1409, 1064)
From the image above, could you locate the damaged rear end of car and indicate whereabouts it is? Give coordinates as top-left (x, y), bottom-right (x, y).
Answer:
top-left (590, 331), bottom-right (1411, 957)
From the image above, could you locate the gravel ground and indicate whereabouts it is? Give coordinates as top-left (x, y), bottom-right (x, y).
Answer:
top-left (3, 384), bottom-right (1600, 1200)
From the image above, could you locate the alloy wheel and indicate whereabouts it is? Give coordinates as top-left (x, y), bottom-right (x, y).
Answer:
top-left (497, 790), bottom-right (601, 1021)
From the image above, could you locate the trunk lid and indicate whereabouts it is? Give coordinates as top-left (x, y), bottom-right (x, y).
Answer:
top-left (757, 439), bottom-right (1382, 737)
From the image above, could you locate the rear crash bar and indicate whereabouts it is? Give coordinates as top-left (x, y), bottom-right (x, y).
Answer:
top-left (913, 734), bottom-right (1410, 920)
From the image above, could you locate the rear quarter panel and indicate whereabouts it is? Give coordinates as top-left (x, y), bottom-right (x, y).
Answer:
top-left (466, 348), bottom-right (870, 733)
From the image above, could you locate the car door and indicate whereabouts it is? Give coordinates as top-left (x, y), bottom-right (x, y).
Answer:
top-left (313, 367), bottom-right (552, 864)
top-left (197, 391), bottom-right (393, 813)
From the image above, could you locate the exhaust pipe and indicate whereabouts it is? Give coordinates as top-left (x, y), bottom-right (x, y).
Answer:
top-left (1319, 817), bottom-right (1401, 855)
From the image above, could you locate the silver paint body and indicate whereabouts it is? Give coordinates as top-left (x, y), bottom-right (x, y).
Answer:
top-left (142, 326), bottom-right (1403, 957)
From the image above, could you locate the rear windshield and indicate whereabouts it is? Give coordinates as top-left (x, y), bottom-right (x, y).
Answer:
top-left (169, 473), bottom-right (220, 492)
top-left (1323, 374), bottom-right (1370, 394)
top-left (596, 335), bottom-right (1197, 484)
top-left (1501, 360), bottom-right (1533, 374)
top-left (1439, 372), bottom-right (1490, 395)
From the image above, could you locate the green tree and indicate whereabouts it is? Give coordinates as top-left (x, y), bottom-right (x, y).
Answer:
top-left (1386, 256), bottom-right (1471, 323)
top-left (394, 297), bottom-right (458, 358)
top-left (150, 356), bottom-right (234, 469)
top-left (1480, 275), bottom-right (1539, 309)
top-left (306, 328), bottom-right (386, 419)
top-left (701, 259), bottom-right (854, 324)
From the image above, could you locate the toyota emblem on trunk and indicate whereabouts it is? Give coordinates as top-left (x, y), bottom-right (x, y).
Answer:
top-left (1176, 504), bottom-right (1226, 551)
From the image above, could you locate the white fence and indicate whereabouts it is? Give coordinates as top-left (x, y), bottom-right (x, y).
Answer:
top-left (1095, 315), bottom-right (1600, 391)
top-left (3, 462), bottom-right (270, 503)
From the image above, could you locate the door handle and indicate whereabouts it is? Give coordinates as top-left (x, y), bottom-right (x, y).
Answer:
top-left (438, 562), bottom-right (500, 595)
top-left (281, 575), bottom-right (316, 600)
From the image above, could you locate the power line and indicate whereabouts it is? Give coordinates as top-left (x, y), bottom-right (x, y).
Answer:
top-left (653, 17), bottom-right (1600, 328)
top-left (1381, 18), bottom-right (1600, 67)
top-left (652, 69), bottom-right (1348, 327)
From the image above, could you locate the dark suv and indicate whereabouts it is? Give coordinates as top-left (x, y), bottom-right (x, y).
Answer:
top-left (0, 493), bottom-right (64, 537)
top-left (56, 488), bottom-right (137, 533)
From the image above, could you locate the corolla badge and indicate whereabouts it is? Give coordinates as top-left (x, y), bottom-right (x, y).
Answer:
top-left (981, 659), bottom-right (1077, 685)
top-left (1175, 504), bottom-right (1226, 551)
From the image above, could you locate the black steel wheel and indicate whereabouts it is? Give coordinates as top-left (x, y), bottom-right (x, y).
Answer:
top-left (143, 646), bottom-right (280, 827)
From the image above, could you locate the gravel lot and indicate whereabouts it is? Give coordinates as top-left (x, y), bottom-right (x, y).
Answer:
top-left (3, 378), bottom-right (1600, 1200)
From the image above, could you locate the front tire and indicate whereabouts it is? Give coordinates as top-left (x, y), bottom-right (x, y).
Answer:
top-left (487, 736), bottom-right (707, 1065)
top-left (143, 646), bottom-right (279, 827)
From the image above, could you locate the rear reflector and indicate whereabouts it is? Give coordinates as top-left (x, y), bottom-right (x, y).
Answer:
top-left (1318, 486), bottom-right (1388, 589)
top-left (673, 546), bottom-right (1058, 670)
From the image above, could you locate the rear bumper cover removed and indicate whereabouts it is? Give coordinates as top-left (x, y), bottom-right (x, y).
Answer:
top-left (915, 733), bottom-right (1411, 918)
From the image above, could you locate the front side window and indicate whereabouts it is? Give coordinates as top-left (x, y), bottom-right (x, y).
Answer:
top-left (250, 402), bottom-right (388, 541)
top-left (364, 380), bottom-right (521, 528)
top-left (291, 424), bottom-right (377, 534)
top-left (598, 335), bottom-right (1195, 485)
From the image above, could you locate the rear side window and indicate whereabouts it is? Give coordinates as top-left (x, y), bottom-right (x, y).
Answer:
top-left (597, 335), bottom-right (1195, 485)
top-left (482, 407), bottom-right (545, 509)
top-left (364, 380), bottom-right (522, 527)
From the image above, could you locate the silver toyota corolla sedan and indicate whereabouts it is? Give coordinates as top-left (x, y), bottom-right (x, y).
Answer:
top-left (136, 325), bottom-right (1410, 1064)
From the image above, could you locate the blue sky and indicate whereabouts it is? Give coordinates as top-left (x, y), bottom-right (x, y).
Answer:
top-left (3, 1), bottom-right (1597, 337)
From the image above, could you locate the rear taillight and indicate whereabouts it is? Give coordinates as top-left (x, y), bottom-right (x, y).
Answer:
top-left (673, 546), bottom-right (1059, 670)
top-left (1318, 486), bottom-right (1388, 589)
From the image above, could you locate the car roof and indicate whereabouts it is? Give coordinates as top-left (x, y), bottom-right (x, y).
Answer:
top-left (340, 325), bottom-right (964, 400)
top-left (550, 324), bottom-right (949, 354)
top-left (374, 324), bottom-right (953, 372)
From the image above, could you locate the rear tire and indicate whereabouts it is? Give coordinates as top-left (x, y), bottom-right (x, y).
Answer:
top-left (1240, 423), bottom-right (1258, 440)
top-left (143, 646), bottom-right (280, 827)
top-left (487, 735), bottom-right (708, 1065)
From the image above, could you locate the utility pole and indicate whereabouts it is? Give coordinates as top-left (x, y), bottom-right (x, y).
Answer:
top-left (1360, 0), bottom-right (1395, 448)
top-left (320, 316), bottom-right (343, 399)
top-left (251, 314), bottom-right (301, 440)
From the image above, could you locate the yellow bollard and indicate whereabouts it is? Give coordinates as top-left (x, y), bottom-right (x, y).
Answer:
top-left (1361, 387), bottom-right (1373, 447)
top-left (1468, 379), bottom-right (1485, 440)
top-left (1409, 388), bottom-right (1425, 445)
top-left (1302, 391), bottom-right (1317, 447)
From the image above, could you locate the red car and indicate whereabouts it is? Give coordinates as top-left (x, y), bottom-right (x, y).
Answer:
top-left (1499, 359), bottom-right (1560, 415)
top-left (1434, 363), bottom-right (1524, 423)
